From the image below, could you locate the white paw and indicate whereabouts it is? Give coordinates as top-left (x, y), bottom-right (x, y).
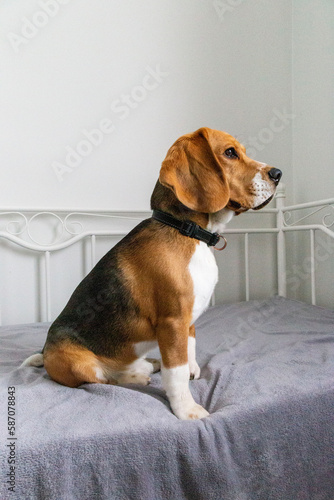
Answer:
top-left (174, 403), bottom-right (209, 420)
top-left (117, 358), bottom-right (157, 385)
top-left (118, 372), bottom-right (151, 386)
top-left (189, 360), bottom-right (201, 380)
top-left (146, 358), bottom-right (161, 373)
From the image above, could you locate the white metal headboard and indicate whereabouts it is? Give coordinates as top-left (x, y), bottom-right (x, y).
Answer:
top-left (1, 184), bottom-right (334, 325)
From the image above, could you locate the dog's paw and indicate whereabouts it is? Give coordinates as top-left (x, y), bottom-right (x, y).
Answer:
top-left (118, 373), bottom-right (151, 386)
top-left (174, 403), bottom-right (209, 420)
top-left (146, 358), bottom-right (161, 373)
top-left (189, 360), bottom-right (201, 380)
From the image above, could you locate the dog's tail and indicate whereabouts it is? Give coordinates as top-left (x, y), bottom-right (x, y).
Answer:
top-left (20, 352), bottom-right (44, 368)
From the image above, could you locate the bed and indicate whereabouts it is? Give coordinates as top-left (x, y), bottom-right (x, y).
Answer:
top-left (1, 187), bottom-right (334, 500)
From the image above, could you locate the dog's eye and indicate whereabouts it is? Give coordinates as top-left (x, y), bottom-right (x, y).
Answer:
top-left (224, 148), bottom-right (238, 159)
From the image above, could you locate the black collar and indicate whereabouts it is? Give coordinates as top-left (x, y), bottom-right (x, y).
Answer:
top-left (152, 210), bottom-right (227, 250)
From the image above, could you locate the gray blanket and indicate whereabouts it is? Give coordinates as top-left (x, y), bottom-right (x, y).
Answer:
top-left (0, 297), bottom-right (333, 500)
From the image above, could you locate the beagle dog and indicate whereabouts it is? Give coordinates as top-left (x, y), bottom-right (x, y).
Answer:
top-left (23, 127), bottom-right (282, 420)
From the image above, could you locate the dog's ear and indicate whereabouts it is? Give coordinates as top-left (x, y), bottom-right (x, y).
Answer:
top-left (159, 127), bottom-right (230, 213)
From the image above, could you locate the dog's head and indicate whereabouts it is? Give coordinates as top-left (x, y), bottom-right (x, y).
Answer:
top-left (158, 127), bottom-right (282, 214)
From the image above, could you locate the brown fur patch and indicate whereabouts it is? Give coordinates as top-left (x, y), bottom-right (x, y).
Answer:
top-left (189, 324), bottom-right (196, 338)
top-left (158, 127), bottom-right (277, 214)
top-left (118, 221), bottom-right (197, 368)
top-left (43, 342), bottom-right (108, 388)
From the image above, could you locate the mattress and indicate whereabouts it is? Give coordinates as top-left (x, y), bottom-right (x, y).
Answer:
top-left (0, 296), bottom-right (333, 500)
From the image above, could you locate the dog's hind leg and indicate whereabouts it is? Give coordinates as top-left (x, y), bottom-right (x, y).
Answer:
top-left (116, 358), bottom-right (157, 386)
top-left (43, 342), bottom-right (114, 388)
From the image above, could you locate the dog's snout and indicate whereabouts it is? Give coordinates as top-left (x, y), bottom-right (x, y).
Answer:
top-left (268, 168), bottom-right (282, 184)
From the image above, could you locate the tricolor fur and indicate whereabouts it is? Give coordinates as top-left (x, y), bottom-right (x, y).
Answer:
top-left (21, 127), bottom-right (281, 420)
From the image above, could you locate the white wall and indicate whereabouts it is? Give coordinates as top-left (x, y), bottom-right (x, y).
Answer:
top-left (288, 0), bottom-right (334, 308)
top-left (9, 1), bottom-right (334, 323)
top-left (0, 0), bottom-right (293, 211)
top-left (292, 0), bottom-right (334, 203)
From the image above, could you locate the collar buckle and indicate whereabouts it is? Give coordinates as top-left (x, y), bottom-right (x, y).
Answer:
top-left (179, 220), bottom-right (198, 238)
top-left (152, 209), bottom-right (227, 250)
top-left (208, 232), bottom-right (220, 247)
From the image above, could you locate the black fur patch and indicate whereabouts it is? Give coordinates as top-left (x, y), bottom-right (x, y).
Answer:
top-left (44, 219), bottom-right (151, 357)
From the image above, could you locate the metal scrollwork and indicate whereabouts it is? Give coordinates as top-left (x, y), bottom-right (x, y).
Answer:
top-left (63, 212), bottom-right (143, 236)
top-left (0, 211), bottom-right (147, 251)
top-left (283, 211), bottom-right (292, 226)
top-left (0, 212), bottom-right (28, 236)
top-left (27, 212), bottom-right (64, 246)
top-left (283, 204), bottom-right (334, 228)
top-left (322, 205), bottom-right (334, 228)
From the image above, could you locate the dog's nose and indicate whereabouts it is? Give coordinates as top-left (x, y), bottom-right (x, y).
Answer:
top-left (268, 168), bottom-right (282, 184)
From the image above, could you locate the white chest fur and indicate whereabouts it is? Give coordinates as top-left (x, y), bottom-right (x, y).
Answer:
top-left (188, 242), bottom-right (218, 324)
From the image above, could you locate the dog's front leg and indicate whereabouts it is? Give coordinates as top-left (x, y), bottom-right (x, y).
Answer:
top-left (188, 324), bottom-right (201, 380)
top-left (157, 318), bottom-right (209, 420)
